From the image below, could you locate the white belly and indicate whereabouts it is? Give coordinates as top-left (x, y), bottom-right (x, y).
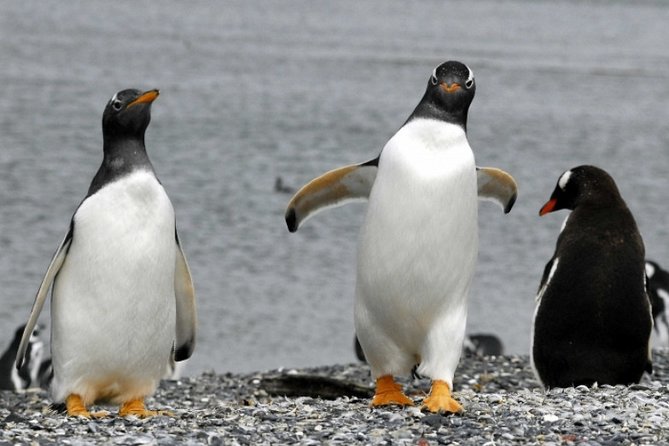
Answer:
top-left (51, 170), bottom-right (177, 404)
top-left (355, 119), bottom-right (478, 381)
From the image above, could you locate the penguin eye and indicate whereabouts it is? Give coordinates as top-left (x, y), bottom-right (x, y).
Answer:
top-left (112, 100), bottom-right (123, 111)
top-left (465, 79), bottom-right (474, 89)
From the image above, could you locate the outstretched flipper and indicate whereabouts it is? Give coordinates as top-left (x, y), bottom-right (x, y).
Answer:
top-left (476, 167), bottom-right (518, 213)
top-left (285, 159), bottom-right (378, 232)
top-left (16, 228), bottom-right (73, 369)
top-left (286, 163), bottom-right (517, 232)
top-left (174, 232), bottom-right (197, 362)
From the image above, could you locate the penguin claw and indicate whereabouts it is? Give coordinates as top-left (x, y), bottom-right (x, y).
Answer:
top-left (421, 380), bottom-right (463, 414)
top-left (371, 375), bottom-right (414, 407)
top-left (119, 399), bottom-right (173, 418)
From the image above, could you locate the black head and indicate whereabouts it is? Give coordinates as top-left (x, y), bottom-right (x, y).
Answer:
top-left (408, 60), bottom-right (476, 128)
top-left (87, 89), bottom-right (159, 197)
top-left (102, 89), bottom-right (159, 144)
top-left (539, 165), bottom-right (623, 216)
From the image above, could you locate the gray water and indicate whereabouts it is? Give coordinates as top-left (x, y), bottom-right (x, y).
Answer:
top-left (2, 1), bottom-right (669, 375)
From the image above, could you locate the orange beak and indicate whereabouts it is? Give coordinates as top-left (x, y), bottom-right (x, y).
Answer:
top-left (440, 82), bottom-right (461, 94)
top-left (127, 89), bottom-right (159, 108)
top-left (539, 198), bottom-right (558, 216)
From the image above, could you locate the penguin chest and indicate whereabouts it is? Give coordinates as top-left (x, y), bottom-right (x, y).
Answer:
top-left (357, 120), bottom-right (478, 323)
top-left (51, 170), bottom-right (176, 379)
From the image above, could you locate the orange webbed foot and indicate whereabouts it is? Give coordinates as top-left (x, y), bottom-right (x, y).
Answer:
top-left (65, 394), bottom-right (93, 419)
top-left (371, 375), bottom-right (414, 407)
top-left (422, 380), bottom-right (463, 414)
top-left (119, 398), bottom-right (173, 418)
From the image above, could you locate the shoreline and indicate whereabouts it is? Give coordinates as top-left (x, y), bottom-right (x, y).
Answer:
top-left (2, 352), bottom-right (669, 445)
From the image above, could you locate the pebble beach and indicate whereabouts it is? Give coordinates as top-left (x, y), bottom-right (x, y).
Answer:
top-left (3, 352), bottom-right (669, 445)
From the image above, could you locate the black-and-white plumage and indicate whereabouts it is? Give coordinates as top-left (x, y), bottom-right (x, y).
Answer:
top-left (532, 165), bottom-right (652, 388)
top-left (287, 61), bottom-right (517, 413)
top-left (0, 324), bottom-right (44, 391)
top-left (15, 89), bottom-right (197, 418)
top-left (646, 260), bottom-right (669, 347)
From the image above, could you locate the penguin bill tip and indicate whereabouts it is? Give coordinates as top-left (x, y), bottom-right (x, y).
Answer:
top-left (539, 198), bottom-right (557, 216)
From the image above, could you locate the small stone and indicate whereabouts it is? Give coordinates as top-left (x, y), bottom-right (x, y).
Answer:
top-left (543, 414), bottom-right (559, 423)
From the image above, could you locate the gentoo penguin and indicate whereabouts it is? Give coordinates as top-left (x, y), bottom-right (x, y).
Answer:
top-left (15, 89), bottom-right (197, 418)
top-left (645, 260), bottom-right (669, 346)
top-left (286, 61), bottom-right (518, 413)
top-left (532, 165), bottom-right (652, 388)
top-left (0, 324), bottom-right (44, 391)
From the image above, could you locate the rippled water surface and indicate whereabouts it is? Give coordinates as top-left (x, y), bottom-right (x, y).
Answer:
top-left (2, 1), bottom-right (669, 374)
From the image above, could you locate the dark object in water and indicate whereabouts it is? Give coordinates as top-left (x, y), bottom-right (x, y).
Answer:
top-left (274, 176), bottom-right (295, 194)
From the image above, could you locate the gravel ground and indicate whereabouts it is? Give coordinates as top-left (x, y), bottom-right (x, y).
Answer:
top-left (3, 351), bottom-right (669, 445)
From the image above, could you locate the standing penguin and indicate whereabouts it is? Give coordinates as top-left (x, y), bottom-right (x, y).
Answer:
top-left (15, 89), bottom-right (197, 418)
top-left (532, 165), bottom-right (652, 388)
top-left (286, 61), bottom-right (517, 413)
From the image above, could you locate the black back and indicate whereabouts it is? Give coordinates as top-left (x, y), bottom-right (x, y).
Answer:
top-left (533, 166), bottom-right (652, 388)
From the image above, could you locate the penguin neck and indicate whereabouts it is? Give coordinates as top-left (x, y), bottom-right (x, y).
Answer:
top-left (406, 101), bottom-right (468, 132)
top-left (87, 137), bottom-right (155, 197)
top-left (102, 136), bottom-right (151, 166)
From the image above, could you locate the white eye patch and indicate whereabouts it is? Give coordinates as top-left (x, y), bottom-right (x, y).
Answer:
top-left (646, 262), bottom-right (656, 278)
top-left (558, 170), bottom-right (572, 191)
top-left (431, 67), bottom-right (438, 85)
top-left (466, 66), bottom-right (474, 84)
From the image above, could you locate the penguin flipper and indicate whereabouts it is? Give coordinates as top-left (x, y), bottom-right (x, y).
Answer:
top-left (16, 229), bottom-right (73, 370)
top-left (476, 167), bottom-right (518, 213)
top-left (174, 232), bottom-right (196, 362)
top-left (285, 159), bottom-right (378, 232)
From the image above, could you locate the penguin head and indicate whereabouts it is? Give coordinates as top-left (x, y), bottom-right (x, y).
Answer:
top-left (539, 165), bottom-right (622, 215)
top-left (102, 89), bottom-right (159, 141)
top-left (409, 61), bottom-right (476, 127)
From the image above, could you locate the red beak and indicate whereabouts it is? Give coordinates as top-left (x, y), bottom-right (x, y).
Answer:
top-left (539, 198), bottom-right (558, 216)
